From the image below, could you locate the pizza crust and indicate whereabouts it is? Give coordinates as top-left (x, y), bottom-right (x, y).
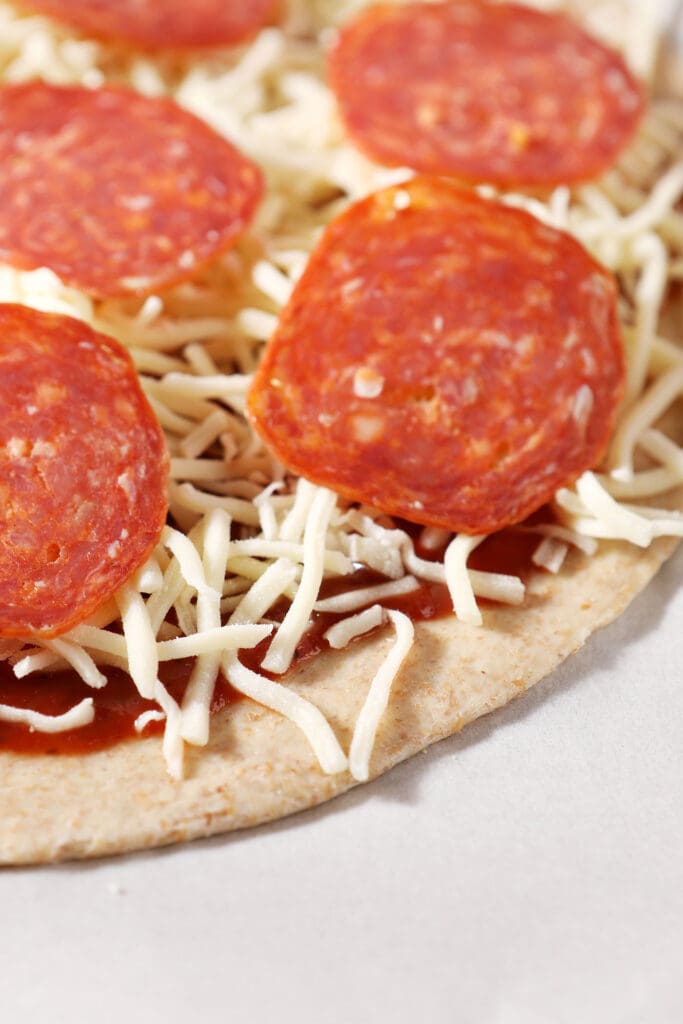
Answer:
top-left (1, 2), bottom-right (680, 866)
top-left (2, 532), bottom-right (677, 864)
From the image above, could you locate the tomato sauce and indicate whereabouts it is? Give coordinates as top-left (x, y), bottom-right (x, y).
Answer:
top-left (0, 659), bottom-right (238, 756)
top-left (0, 522), bottom-right (542, 756)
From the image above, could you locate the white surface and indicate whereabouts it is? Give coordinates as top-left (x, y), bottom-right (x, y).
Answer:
top-left (2, 543), bottom-right (683, 1023)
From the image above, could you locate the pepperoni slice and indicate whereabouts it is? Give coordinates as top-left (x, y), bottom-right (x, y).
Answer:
top-left (247, 178), bottom-right (625, 535)
top-left (0, 82), bottom-right (263, 298)
top-left (18, 0), bottom-right (279, 50)
top-left (0, 304), bottom-right (169, 638)
top-left (329, 1), bottom-right (644, 188)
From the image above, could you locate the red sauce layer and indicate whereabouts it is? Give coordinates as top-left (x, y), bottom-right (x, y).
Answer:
top-left (0, 526), bottom-right (540, 756)
top-left (0, 659), bottom-right (238, 755)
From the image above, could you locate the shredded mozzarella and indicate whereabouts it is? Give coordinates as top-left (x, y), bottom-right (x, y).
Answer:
top-left (314, 576), bottom-right (419, 614)
top-left (324, 605), bottom-right (385, 650)
top-left (0, 698), bottom-right (94, 733)
top-left (532, 537), bottom-right (570, 574)
top-left (181, 509), bottom-right (232, 745)
top-left (444, 534), bottom-right (487, 626)
top-left (348, 611), bottom-right (414, 782)
top-left (261, 487), bottom-right (339, 673)
top-left (223, 653), bottom-right (348, 775)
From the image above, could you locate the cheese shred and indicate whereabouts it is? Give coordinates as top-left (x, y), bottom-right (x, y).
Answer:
top-left (348, 611), bottom-right (414, 782)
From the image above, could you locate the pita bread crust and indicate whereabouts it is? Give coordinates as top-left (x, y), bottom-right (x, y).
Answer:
top-left (2, 13), bottom-right (681, 867)
top-left (1, 533), bottom-right (677, 864)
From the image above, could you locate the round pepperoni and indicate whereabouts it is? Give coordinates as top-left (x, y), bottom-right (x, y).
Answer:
top-left (0, 82), bottom-right (263, 298)
top-left (0, 304), bottom-right (169, 638)
top-left (18, 0), bottom-right (279, 50)
top-left (329, 1), bottom-right (644, 188)
top-left (247, 178), bottom-right (625, 535)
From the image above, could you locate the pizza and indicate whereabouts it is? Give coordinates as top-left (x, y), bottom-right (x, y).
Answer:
top-left (1, 0), bottom-right (682, 862)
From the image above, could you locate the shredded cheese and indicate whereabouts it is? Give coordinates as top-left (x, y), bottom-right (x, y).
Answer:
top-left (444, 534), bottom-right (487, 626)
top-left (314, 575), bottom-right (419, 614)
top-left (261, 487), bottom-right (339, 674)
top-left (0, 698), bottom-right (94, 733)
top-left (223, 652), bottom-right (348, 774)
top-left (348, 611), bottom-right (414, 782)
top-left (532, 537), bottom-right (570, 574)
top-left (181, 508), bottom-right (232, 745)
top-left (324, 604), bottom-right (385, 650)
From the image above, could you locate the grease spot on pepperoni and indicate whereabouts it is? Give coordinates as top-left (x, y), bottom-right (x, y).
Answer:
top-left (18, 0), bottom-right (279, 51)
top-left (329, 1), bottom-right (645, 187)
top-left (0, 305), bottom-right (169, 638)
top-left (0, 82), bottom-right (263, 298)
top-left (247, 177), bottom-right (626, 535)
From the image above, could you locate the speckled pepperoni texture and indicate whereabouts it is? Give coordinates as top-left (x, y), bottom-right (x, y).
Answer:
top-left (19, 0), bottom-right (279, 50)
top-left (0, 83), bottom-right (263, 298)
top-left (329, 1), bottom-right (644, 188)
top-left (0, 305), bottom-right (169, 638)
top-left (248, 177), bottom-right (625, 534)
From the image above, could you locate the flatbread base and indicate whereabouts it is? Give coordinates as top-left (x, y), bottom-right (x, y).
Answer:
top-left (1, 533), bottom-right (677, 864)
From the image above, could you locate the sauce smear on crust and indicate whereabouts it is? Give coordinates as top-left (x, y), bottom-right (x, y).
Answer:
top-left (0, 660), bottom-right (239, 754)
top-left (0, 530), bottom-right (543, 754)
